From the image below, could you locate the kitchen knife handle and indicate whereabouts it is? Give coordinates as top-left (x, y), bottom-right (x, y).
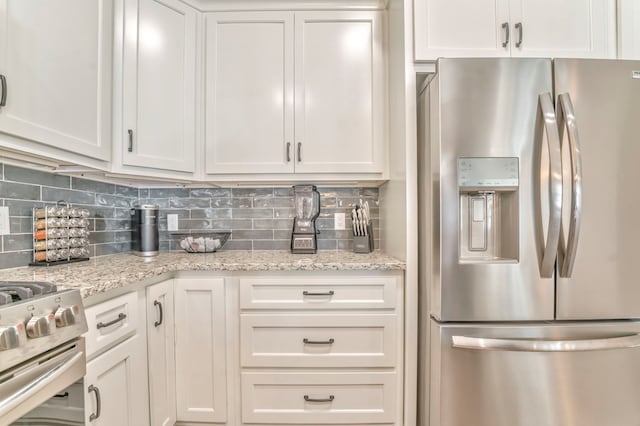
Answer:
top-left (501, 22), bottom-right (509, 48)
top-left (153, 300), bottom-right (163, 328)
top-left (536, 93), bottom-right (562, 278)
top-left (127, 129), bottom-right (133, 152)
top-left (515, 22), bottom-right (523, 48)
top-left (556, 93), bottom-right (582, 278)
top-left (0, 74), bottom-right (6, 107)
top-left (297, 142), bottom-right (302, 162)
top-left (286, 142), bottom-right (291, 162)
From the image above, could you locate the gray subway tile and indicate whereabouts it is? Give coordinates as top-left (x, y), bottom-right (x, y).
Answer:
top-left (212, 219), bottom-right (252, 230)
top-left (178, 219), bottom-right (213, 230)
top-left (232, 208), bottom-right (273, 219)
top-left (94, 242), bottom-right (132, 257)
top-left (138, 189), bottom-right (149, 198)
top-left (169, 198), bottom-right (210, 209)
top-left (158, 209), bottom-right (190, 219)
top-left (231, 188), bottom-right (273, 197)
top-left (88, 206), bottom-right (116, 219)
top-left (274, 230), bottom-right (292, 240)
top-left (191, 208), bottom-right (232, 219)
top-left (5, 200), bottom-right (44, 217)
top-left (10, 217), bottom-right (31, 233)
top-left (4, 165), bottom-right (70, 188)
top-left (231, 230), bottom-right (273, 240)
top-left (136, 198), bottom-right (169, 208)
top-left (318, 187), bottom-right (359, 197)
top-left (211, 198), bottom-right (234, 208)
top-left (221, 240), bottom-right (252, 250)
top-left (253, 240), bottom-right (289, 250)
top-left (254, 218), bottom-right (292, 230)
top-left (0, 251), bottom-right (33, 269)
top-left (317, 239), bottom-right (337, 250)
top-left (274, 208), bottom-right (295, 219)
top-left (274, 187), bottom-right (294, 197)
top-left (95, 194), bottom-right (136, 208)
top-left (72, 177), bottom-right (115, 195)
top-left (0, 181), bottom-right (40, 201)
top-left (89, 231), bottom-right (115, 244)
top-left (115, 185), bottom-right (138, 197)
top-left (190, 188), bottom-right (231, 197)
top-left (42, 187), bottom-right (94, 205)
top-left (254, 196), bottom-right (294, 208)
top-left (148, 188), bottom-right (190, 198)
top-left (231, 198), bottom-right (253, 208)
top-left (94, 219), bottom-right (131, 231)
top-left (3, 234), bottom-right (32, 251)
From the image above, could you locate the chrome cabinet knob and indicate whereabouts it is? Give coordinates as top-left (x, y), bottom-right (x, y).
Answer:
top-left (26, 313), bottom-right (56, 338)
top-left (55, 305), bottom-right (79, 328)
top-left (0, 323), bottom-right (26, 350)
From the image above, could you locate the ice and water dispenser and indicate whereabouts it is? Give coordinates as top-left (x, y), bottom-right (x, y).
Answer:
top-left (458, 158), bottom-right (519, 263)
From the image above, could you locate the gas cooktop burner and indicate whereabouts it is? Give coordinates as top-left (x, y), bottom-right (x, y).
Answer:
top-left (0, 281), bottom-right (58, 305)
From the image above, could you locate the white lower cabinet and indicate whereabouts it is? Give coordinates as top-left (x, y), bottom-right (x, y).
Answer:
top-left (174, 277), bottom-right (228, 423)
top-left (84, 334), bottom-right (148, 425)
top-left (147, 280), bottom-right (176, 426)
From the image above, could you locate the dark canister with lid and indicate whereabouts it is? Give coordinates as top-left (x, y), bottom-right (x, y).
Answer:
top-left (131, 204), bottom-right (159, 256)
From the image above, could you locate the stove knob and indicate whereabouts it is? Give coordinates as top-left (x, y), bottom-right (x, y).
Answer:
top-left (0, 323), bottom-right (26, 350)
top-left (26, 313), bottom-right (56, 338)
top-left (55, 305), bottom-right (79, 328)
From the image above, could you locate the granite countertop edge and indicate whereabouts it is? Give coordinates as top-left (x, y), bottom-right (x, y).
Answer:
top-left (0, 250), bottom-right (406, 300)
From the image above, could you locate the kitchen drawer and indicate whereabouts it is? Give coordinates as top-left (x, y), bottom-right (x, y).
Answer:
top-left (85, 292), bottom-right (139, 358)
top-left (240, 314), bottom-right (397, 367)
top-left (241, 371), bottom-right (397, 424)
top-left (239, 277), bottom-right (397, 310)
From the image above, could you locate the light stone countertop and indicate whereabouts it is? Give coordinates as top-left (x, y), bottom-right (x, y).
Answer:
top-left (0, 251), bottom-right (405, 300)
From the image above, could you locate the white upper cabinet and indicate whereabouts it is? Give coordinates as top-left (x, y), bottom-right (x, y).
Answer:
top-left (414, 0), bottom-right (616, 60)
top-left (0, 0), bottom-right (113, 161)
top-left (121, 0), bottom-right (197, 173)
top-left (509, 0), bottom-right (615, 58)
top-left (294, 11), bottom-right (386, 174)
top-left (205, 10), bottom-right (386, 177)
top-left (414, 0), bottom-right (510, 59)
top-left (205, 12), bottom-right (294, 174)
top-left (618, 0), bottom-right (640, 59)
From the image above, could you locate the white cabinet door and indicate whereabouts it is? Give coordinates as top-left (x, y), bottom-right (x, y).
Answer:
top-left (618, 0), bottom-right (640, 59)
top-left (0, 0), bottom-right (112, 160)
top-left (174, 278), bottom-right (227, 423)
top-left (122, 0), bottom-right (196, 172)
top-left (414, 0), bottom-right (511, 60)
top-left (509, 0), bottom-right (616, 58)
top-left (205, 12), bottom-right (294, 174)
top-left (146, 280), bottom-right (176, 426)
top-left (294, 11), bottom-right (386, 174)
top-left (85, 335), bottom-right (148, 425)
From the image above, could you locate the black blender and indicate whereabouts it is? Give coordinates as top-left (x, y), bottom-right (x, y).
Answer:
top-left (290, 185), bottom-right (320, 253)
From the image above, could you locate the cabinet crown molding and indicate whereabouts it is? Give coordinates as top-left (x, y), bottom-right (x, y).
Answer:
top-left (185, 0), bottom-right (388, 11)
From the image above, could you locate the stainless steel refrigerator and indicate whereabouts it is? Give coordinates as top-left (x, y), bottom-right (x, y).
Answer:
top-left (418, 58), bottom-right (640, 426)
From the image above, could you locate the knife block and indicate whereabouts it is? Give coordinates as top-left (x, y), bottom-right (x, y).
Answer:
top-left (353, 223), bottom-right (374, 253)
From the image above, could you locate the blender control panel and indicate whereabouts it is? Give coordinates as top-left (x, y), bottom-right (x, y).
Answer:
top-left (293, 238), bottom-right (315, 250)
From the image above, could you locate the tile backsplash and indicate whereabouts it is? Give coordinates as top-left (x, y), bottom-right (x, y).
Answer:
top-left (0, 163), bottom-right (380, 269)
top-left (0, 164), bottom-right (137, 269)
top-left (138, 187), bottom-right (379, 251)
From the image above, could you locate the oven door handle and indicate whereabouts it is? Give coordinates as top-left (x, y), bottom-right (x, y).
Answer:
top-left (0, 350), bottom-right (85, 422)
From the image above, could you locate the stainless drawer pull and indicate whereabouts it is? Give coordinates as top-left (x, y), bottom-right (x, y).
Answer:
top-left (304, 394), bottom-right (334, 403)
top-left (153, 300), bottom-right (163, 328)
top-left (96, 313), bottom-right (126, 329)
top-left (88, 385), bottom-right (101, 421)
top-left (452, 333), bottom-right (640, 352)
top-left (303, 338), bottom-right (335, 345)
top-left (302, 290), bottom-right (334, 296)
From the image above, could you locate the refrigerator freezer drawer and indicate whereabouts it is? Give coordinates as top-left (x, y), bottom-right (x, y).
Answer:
top-left (430, 320), bottom-right (640, 426)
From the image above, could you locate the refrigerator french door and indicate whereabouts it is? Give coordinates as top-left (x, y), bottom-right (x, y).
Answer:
top-left (419, 58), bottom-right (640, 426)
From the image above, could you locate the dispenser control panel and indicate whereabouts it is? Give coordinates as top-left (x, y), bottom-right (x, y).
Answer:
top-left (458, 157), bottom-right (519, 188)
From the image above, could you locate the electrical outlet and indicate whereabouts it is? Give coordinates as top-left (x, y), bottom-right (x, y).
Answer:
top-left (167, 214), bottom-right (179, 231)
top-left (0, 207), bottom-right (9, 235)
top-left (334, 212), bottom-right (346, 230)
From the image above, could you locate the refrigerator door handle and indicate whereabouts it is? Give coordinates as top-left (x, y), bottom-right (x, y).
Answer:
top-left (452, 333), bottom-right (640, 352)
top-left (537, 92), bottom-right (563, 278)
top-left (556, 93), bottom-right (583, 278)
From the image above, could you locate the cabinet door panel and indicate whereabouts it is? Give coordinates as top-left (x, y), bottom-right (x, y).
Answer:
top-left (205, 12), bottom-right (294, 174)
top-left (294, 11), bottom-right (385, 174)
top-left (147, 280), bottom-right (176, 426)
top-left (0, 0), bottom-right (112, 160)
top-left (414, 0), bottom-right (510, 60)
top-left (85, 335), bottom-right (147, 425)
top-left (174, 278), bottom-right (227, 423)
top-left (618, 0), bottom-right (640, 59)
top-left (509, 0), bottom-right (615, 58)
top-left (123, 0), bottom-right (196, 172)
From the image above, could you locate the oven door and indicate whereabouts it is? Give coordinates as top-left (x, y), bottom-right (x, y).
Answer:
top-left (0, 338), bottom-right (85, 426)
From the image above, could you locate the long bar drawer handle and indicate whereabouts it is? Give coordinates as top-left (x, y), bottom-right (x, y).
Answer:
top-left (304, 395), bottom-right (334, 403)
top-left (303, 338), bottom-right (335, 345)
top-left (452, 333), bottom-right (640, 352)
top-left (88, 385), bottom-right (101, 421)
top-left (154, 300), bottom-right (163, 328)
top-left (96, 313), bottom-right (126, 329)
top-left (302, 290), bottom-right (334, 296)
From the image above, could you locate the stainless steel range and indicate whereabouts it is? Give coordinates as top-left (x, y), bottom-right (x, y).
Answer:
top-left (0, 282), bottom-right (87, 426)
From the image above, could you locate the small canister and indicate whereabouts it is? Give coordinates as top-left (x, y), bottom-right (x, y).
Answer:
top-left (131, 205), bottom-right (159, 256)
